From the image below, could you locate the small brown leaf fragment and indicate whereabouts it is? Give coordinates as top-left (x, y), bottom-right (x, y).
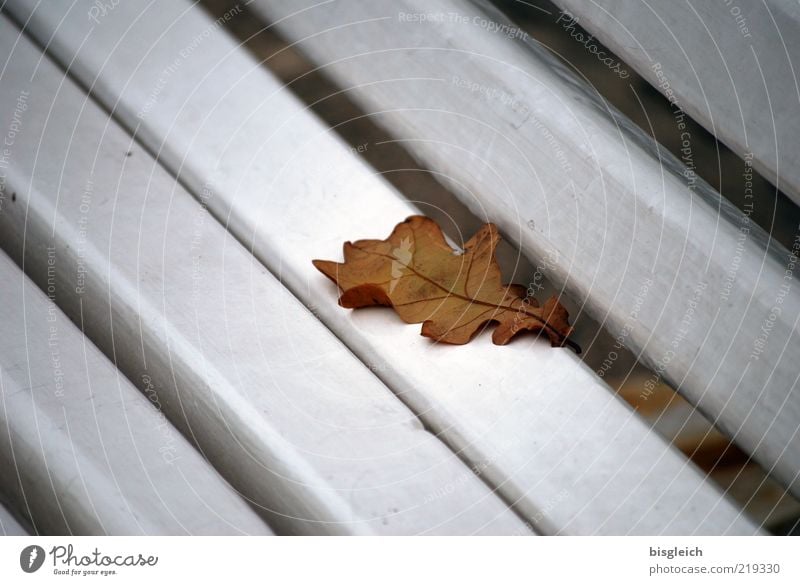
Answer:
top-left (313, 216), bottom-right (580, 352)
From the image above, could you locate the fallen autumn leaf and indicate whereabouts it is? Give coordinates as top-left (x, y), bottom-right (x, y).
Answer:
top-left (313, 216), bottom-right (580, 352)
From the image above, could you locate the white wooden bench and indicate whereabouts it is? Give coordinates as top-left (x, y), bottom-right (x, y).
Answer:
top-left (0, 249), bottom-right (272, 535)
top-left (247, 0), bottom-right (800, 502)
top-left (547, 0), bottom-right (800, 207)
top-left (0, 0), bottom-right (794, 534)
top-left (0, 13), bottom-right (523, 536)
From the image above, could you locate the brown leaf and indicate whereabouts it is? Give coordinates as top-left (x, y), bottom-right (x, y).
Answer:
top-left (313, 216), bottom-right (579, 352)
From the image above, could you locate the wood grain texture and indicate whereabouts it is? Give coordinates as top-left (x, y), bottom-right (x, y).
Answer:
top-left (4, 0), bottom-right (765, 533)
top-left (245, 0), bottom-right (800, 499)
top-left (0, 251), bottom-right (273, 535)
top-left (0, 16), bottom-right (526, 535)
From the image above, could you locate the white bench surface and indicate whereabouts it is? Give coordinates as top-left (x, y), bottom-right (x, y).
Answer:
top-left (0, 0), bottom-right (766, 534)
top-left (0, 14), bottom-right (525, 536)
top-left (551, 0), bottom-right (800, 207)
top-left (0, 250), bottom-right (272, 535)
top-left (249, 0), bottom-right (800, 500)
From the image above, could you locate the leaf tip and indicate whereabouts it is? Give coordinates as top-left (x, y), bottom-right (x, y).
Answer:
top-left (312, 259), bottom-right (340, 283)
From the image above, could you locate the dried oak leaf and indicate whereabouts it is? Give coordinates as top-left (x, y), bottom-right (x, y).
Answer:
top-left (313, 216), bottom-right (579, 352)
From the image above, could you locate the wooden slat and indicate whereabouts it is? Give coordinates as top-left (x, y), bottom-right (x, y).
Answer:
top-left (0, 500), bottom-right (28, 535)
top-left (0, 15), bottom-right (526, 536)
top-left (0, 251), bottom-right (273, 535)
top-left (6, 0), bottom-right (763, 534)
top-left (549, 0), bottom-right (800, 207)
top-left (242, 0), bottom-right (800, 499)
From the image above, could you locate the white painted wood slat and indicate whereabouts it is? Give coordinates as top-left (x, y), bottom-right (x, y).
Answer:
top-left (0, 15), bottom-right (525, 536)
top-left (0, 251), bottom-right (273, 535)
top-left (245, 0), bottom-right (800, 499)
top-left (549, 0), bottom-right (800, 207)
top-left (7, 0), bottom-right (763, 533)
